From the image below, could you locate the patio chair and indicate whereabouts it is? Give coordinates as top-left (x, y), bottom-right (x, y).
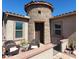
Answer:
top-left (28, 39), bottom-right (40, 50)
top-left (3, 40), bottom-right (20, 56)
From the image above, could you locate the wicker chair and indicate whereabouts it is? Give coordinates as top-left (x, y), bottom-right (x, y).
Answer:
top-left (3, 40), bottom-right (20, 56)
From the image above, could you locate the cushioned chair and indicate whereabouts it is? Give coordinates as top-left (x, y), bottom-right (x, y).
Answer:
top-left (28, 39), bottom-right (40, 50)
top-left (3, 40), bottom-right (20, 56)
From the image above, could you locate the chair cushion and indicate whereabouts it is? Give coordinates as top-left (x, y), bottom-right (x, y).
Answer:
top-left (10, 46), bottom-right (18, 52)
top-left (31, 45), bottom-right (38, 49)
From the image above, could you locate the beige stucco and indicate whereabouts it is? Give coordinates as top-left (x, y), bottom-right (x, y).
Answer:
top-left (62, 15), bottom-right (76, 38)
top-left (60, 39), bottom-right (68, 52)
top-left (6, 20), bottom-right (15, 40)
top-left (4, 20), bottom-right (28, 44)
top-left (50, 14), bottom-right (76, 44)
top-left (24, 22), bottom-right (28, 42)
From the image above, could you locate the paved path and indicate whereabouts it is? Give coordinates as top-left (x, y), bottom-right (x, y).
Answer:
top-left (5, 43), bottom-right (53, 59)
top-left (53, 52), bottom-right (76, 59)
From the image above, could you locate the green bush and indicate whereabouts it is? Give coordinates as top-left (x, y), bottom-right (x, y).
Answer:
top-left (20, 39), bottom-right (28, 46)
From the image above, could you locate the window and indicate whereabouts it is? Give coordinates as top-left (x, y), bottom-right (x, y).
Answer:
top-left (54, 24), bottom-right (61, 36)
top-left (15, 21), bottom-right (23, 38)
top-left (55, 30), bottom-right (61, 35)
top-left (55, 24), bottom-right (61, 28)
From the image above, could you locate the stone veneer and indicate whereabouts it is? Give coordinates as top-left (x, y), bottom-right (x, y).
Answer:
top-left (25, 2), bottom-right (53, 44)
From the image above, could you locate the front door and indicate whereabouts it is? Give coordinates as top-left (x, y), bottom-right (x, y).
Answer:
top-left (35, 22), bottom-right (44, 44)
top-left (35, 31), bottom-right (40, 43)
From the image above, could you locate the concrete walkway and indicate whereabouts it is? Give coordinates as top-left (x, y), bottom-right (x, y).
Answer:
top-left (4, 43), bottom-right (53, 59)
top-left (53, 52), bottom-right (76, 59)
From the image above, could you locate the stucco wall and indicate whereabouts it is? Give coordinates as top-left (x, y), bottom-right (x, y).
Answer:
top-left (62, 15), bottom-right (76, 38)
top-left (24, 22), bottom-right (28, 41)
top-left (50, 20), bottom-right (62, 44)
top-left (5, 20), bottom-right (28, 44)
top-left (60, 39), bottom-right (68, 52)
top-left (6, 20), bottom-right (14, 40)
top-left (50, 14), bottom-right (76, 44)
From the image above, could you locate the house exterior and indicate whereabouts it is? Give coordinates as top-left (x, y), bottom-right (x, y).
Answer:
top-left (50, 11), bottom-right (76, 45)
top-left (2, 1), bottom-right (76, 49)
top-left (2, 12), bottom-right (29, 44)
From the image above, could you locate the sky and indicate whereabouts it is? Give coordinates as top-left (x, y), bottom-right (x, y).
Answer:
top-left (2, 0), bottom-right (76, 16)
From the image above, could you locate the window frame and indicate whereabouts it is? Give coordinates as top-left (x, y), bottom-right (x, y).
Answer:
top-left (53, 21), bottom-right (62, 36)
top-left (14, 21), bottom-right (24, 40)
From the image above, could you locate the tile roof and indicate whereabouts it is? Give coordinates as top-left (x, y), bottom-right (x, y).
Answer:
top-left (3, 11), bottom-right (30, 19)
top-left (50, 11), bottom-right (76, 19)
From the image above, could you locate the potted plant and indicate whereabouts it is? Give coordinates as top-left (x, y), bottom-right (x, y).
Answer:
top-left (20, 39), bottom-right (29, 52)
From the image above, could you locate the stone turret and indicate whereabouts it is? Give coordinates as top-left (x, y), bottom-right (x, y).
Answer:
top-left (24, 1), bottom-right (53, 44)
